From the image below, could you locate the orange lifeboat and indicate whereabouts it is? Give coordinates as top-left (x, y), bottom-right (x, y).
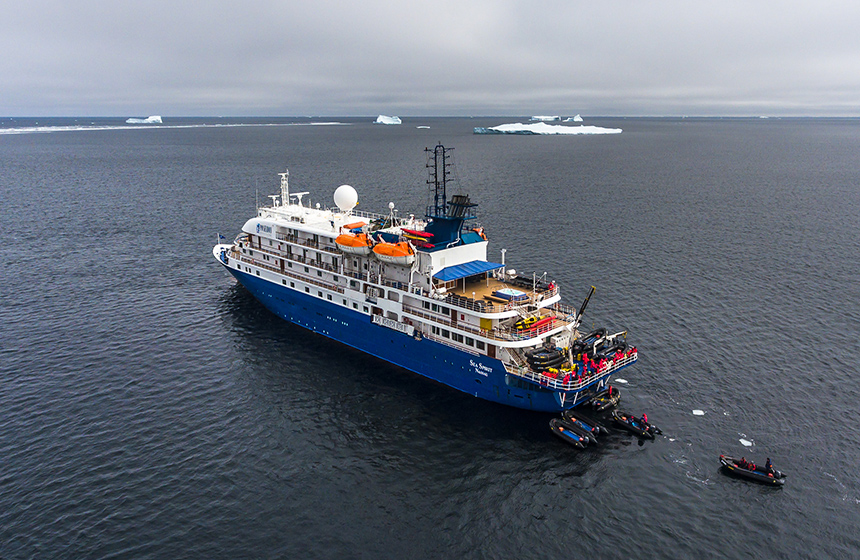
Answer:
top-left (335, 232), bottom-right (373, 255)
top-left (372, 241), bottom-right (415, 266)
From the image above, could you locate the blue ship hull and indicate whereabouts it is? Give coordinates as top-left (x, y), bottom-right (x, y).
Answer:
top-left (225, 265), bottom-right (626, 412)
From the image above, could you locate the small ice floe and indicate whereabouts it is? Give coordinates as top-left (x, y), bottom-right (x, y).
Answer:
top-left (692, 410), bottom-right (705, 416)
top-left (739, 439), bottom-right (753, 447)
top-left (615, 378), bottom-right (628, 384)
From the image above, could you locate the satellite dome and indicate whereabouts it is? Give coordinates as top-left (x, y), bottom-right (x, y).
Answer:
top-left (333, 184), bottom-right (358, 212)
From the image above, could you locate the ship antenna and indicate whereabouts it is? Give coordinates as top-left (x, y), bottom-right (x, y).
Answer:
top-left (279, 170), bottom-right (290, 207)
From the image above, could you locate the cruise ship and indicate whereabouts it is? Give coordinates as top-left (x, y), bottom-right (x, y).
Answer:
top-left (213, 145), bottom-right (637, 412)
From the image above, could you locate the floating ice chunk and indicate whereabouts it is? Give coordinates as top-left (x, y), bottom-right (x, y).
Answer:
top-left (416, 126), bottom-right (430, 129)
top-left (563, 114), bottom-right (584, 122)
top-left (530, 115), bottom-right (560, 121)
top-left (739, 438), bottom-right (753, 447)
top-left (692, 410), bottom-right (705, 416)
top-left (614, 378), bottom-right (628, 384)
top-left (374, 115), bottom-right (401, 125)
top-left (125, 115), bottom-right (162, 124)
top-left (473, 122), bottom-right (621, 135)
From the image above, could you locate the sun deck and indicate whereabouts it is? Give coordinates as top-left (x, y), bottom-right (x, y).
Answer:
top-left (434, 273), bottom-right (560, 313)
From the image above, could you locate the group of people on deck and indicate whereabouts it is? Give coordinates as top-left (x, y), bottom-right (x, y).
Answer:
top-left (579, 345), bottom-right (638, 377)
top-left (542, 345), bottom-right (639, 386)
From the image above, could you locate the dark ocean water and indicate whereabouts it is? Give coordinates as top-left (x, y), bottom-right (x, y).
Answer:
top-left (1, 116), bottom-right (859, 559)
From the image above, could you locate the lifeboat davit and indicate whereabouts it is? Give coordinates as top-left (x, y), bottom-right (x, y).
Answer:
top-left (335, 232), bottom-right (373, 255)
top-left (373, 241), bottom-right (415, 265)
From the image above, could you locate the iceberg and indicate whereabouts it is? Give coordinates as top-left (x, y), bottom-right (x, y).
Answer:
top-left (473, 122), bottom-right (622, 135)
top-left (563, 114), bottom-right (584, 122)
top-left (529, 115), bottom-right (560, 122)
top-left (126, 115), bottom-right (163, 124)
top-left (374, 115), bottom-right (401, 125)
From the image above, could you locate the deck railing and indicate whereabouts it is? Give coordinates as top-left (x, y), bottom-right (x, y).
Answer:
top-left (504, 352), bottom-right (638, 392)
top-left (231, 251), bottom-right (345, 294)
top-left (401, 304), bottom-right (570, 343)
top-left (232, 239), bottom-right (563, 318)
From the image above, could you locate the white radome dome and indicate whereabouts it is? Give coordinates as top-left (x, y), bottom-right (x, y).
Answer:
top-left (333, 184), bottom-right (358, 212)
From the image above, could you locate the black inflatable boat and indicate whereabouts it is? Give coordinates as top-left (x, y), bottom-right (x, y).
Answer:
top-left (589, 386), bottom-right (621, 411)
top-left (549, 418), bottom-right (587, 448)
top-left (562, 409), bottom-right (608, 437)
top-left (719, 455), bottom-right (786, 486)
top-left (612, 410), bottom-right (659, 439)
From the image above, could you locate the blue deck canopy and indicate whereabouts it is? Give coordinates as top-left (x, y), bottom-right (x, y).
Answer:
top-left (433, 260), bottom-right (504, 282)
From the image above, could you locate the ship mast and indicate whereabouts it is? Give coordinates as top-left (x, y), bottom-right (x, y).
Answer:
top-left (279, 170), bottom-right (289, 207)
top-left (426, 144), bottom-right (451, 218)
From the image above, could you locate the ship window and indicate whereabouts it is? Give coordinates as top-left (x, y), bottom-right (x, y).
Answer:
top-left (442, 329), bottom-right (450, 338)
top-left (431, 304), bottom-right (439, 313)
top-left (350, 280), bottom-right (359, 289)
top-left (327, 294), bottom-right (332, 301)
top-left (290, 282), bottom-right (295, 288)
top-left (476, 341), bottom-right (485, 350)
top-left (317, 270), bottom-right (322, 277)
top-left (431, 326), bottom-right (440, 335)
top-left (353, 303), bottom-right (358, 309)
top-left (305, 287), bottom-right (310, 293)
top-left (363, 306), bottom-right (369, 313)
top-left (364, 263), bottom-right (368, 270)
top-left (282, 280), bottom-right (286, 285)
top-left (452, 333), bottom-right (464, 343)
top-left (304, 267), bottom-right (309, 273)
top-left (249, 250), bottom-right (253, 256)
top-left (423, 301), bottom-right (430, 310)
top-left (342, 299), bottom-right (347, 305)
top-left (466, 337), bottom-right (474, 346)
top-left (288, 262), bottom-right (293, 268)
top-left (318, 291), bottom-right (323, 297)
top-left (256, 271), bottom-right (260, 276)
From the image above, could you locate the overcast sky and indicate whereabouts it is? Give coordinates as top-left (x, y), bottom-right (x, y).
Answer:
top-left (2, 1), bottom-right (859, 117)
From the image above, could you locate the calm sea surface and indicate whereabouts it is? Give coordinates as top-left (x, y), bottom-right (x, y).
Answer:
top-left (1, 117), bottom-right (859, 559)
